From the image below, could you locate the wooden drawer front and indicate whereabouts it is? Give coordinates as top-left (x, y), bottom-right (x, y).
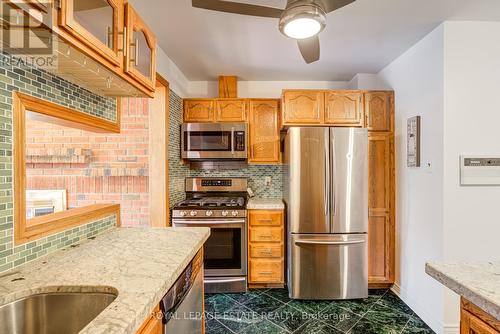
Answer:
top-left (249, 244), bottom-right (283, 258)
top-left (249, 260), bottom-right (283, 283)
top-left (249, 210), bottom-right (283, 227)
top-left (250, 227), bottom-right (283, 243)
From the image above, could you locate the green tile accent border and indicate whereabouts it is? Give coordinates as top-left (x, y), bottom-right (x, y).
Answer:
top-left (0, 51), bottom-right (118, 274)
top-left (0, 215), bottom-right (116, 273)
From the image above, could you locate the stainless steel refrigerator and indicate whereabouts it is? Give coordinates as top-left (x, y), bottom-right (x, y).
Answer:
top-left (283, 127), bottom-right (368, 300)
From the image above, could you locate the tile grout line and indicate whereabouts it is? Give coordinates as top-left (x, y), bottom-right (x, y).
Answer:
top-left (399, 317), bottom-right (412, 334)
top-left (340, 289), bottom-right (391, 333)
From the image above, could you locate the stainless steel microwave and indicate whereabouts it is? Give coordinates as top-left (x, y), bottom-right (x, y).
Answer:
top-left (181, 123), bottom-right (247, 160)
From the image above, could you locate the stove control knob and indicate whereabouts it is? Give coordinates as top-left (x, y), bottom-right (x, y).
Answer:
top-left (190, 210), bottom-right (198, 217)
top-left (221, 210), bottom-right (229, 217)
top-left (231, 210), bottom-right (239, 217)
top-left (206, 210), bottom-right (213, 217)
top-left (179, 211), bottom-right (188, 217)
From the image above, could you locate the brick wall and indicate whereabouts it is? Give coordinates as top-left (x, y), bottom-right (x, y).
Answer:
top-left (26, 98), bottom-right (150, 226)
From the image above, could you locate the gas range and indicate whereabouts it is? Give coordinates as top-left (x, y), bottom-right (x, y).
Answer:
top-left (172, 178), bottom-right (248, 219)
top-left (172, 177), bottom-right (249, 293)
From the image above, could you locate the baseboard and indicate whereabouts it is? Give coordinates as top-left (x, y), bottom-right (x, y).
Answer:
top-left (391, 283), bottom-right (456, 334)
top-left (390, 283), bottom-right (401, 295)
top-left (443, 325), bottom-right (459, 334)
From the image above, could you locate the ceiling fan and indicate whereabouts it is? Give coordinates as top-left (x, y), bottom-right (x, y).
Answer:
top-left (191, 0), bottom-right (355, 64)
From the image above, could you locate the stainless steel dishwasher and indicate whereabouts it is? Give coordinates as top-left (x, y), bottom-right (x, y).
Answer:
top-left (161, 249), bottom-right (204, 333)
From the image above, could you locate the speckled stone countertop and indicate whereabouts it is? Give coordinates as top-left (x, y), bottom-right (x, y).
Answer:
top-left (0, 227), bottom-right (210, 334)
top-left (247, 198), bottom-right (284, 210)
top-left (426, 261), bottom-right (500, 320)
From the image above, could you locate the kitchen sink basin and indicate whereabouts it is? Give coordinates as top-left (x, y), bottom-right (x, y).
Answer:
top-left (0, 291), bottom-right (117, 334)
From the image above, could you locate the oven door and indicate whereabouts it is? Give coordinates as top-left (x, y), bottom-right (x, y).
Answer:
top-left (172, 219), bottom-right (247, 277)
top-left (181, 123), bottom-right (247, 160)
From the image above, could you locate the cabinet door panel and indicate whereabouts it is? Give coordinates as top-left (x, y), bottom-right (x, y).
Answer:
top-left (282, 90), bottom-right (323, 124)
top-left (248, 100), bottom-right (280, 164)
top-left (184, 100), bottom-right (214, 122)
top-left (325, 91), bottom-right (363, 126)
top-left (60, 0), bottom-right (123, 66)
top-left (368, 133), bottom-right (390, 212)
top-left (125, 3), bottom-right (156, 90)
top-left (365, 92), bottom-right (393, 132)
top-left (216, 99), bottom-right (247, 122)
top-left (368, 215), bottom-right (390, 281)
top-left (368, 133), bottom-right (394, 285)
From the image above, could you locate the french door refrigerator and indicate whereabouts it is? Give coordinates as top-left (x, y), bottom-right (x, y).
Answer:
top-left (283, 127), bottom-right (368, 300)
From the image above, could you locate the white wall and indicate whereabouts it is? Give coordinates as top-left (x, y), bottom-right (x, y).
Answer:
top-left (442, 20), bottom-right (500, 327)
top-left (348, 73), bottom-right (387, 90)
top-left (187, 80), bottom-right (348, 98)
top-left (155, 46), bottom-right (190, 97)
top-left (376, 25), bottom-right (446, 333)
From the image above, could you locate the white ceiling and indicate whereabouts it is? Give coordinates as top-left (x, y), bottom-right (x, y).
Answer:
top-left (129, 0), bottom-right (500, 81)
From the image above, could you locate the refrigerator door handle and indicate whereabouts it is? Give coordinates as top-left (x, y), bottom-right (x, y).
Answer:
top-left (331, 135), bottom-right (337, 217)
top-left (295, 239), bottom-right (366, 246)
top-left (324, 131), bottom-right (330, 217)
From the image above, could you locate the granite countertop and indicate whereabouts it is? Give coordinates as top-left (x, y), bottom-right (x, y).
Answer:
top-left (247, 198), bottom-right (285, 210)
top-left (0, 227), bottom-right (210, 334)
top-left (426, 261), bottom-right (500, 320)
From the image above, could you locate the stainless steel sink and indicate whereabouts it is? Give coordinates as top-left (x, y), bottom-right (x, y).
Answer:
top-left (0, 291), bottom-right (117, 334)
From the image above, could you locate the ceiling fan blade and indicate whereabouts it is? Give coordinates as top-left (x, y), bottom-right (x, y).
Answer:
top-left (297, 36), bottom-right (320, 64)
top-left (319, 0), bottom-right (356, 13)
top-left (192, 0), bottom-right (283, 18)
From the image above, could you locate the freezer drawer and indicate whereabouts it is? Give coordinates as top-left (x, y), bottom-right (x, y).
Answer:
top-left (288, 234), bottom-right (368, 300)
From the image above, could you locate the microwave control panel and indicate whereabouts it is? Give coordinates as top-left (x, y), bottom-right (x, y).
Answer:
top-left (460, 156), bottom-right (500, 185)
top-left (234, 131), bottom-right (246, 151)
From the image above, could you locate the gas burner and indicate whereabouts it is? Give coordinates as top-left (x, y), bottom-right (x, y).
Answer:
top-left (172, 178), bottom-right (248, 218)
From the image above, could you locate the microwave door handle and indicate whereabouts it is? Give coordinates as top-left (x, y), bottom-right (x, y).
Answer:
top-left (231, 127), bottom-right (235, 156)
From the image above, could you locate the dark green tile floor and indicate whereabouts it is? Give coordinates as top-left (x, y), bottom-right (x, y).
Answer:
top-left (204, 288), bottom-right (435, 334)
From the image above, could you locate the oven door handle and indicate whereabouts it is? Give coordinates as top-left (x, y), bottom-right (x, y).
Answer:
top-left (174, 219), bottom-right (246, 225)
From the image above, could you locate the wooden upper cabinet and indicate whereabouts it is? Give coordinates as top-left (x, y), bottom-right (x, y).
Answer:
top-left (365, 92), bottom-right (393, 132)
top-left (59, 0), bottom-right (124, 67)
top-left (282, 90), bottom-right (324, 124)
top-left (248, 99), bottom-right (280, 164)
top-left (324, 91), bottom-right (364, 126)
top-left (124, 3), bottom-right (157, 91)
top-left (184, 99), bottom-right (214, 123)
top-left (215, 99), bottom-right (247, 122)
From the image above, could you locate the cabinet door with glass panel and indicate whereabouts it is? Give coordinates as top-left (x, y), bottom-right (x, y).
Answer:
top-left (59, 0), bottom-right (124, 67)
top-left (124, 3), bottom-right (156, 91)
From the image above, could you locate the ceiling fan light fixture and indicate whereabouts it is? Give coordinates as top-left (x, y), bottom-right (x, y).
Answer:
top-left (279, 4), bottom-right (326, 40)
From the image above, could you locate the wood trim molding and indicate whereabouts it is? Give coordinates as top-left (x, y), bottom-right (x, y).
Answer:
top-left (14, 92), bottom-right (121, 133)
top-left (149, 74), bottom-right (170, 227)
top-left (21, 204), bottom-right (121, 244)
top-left (13, 92), bottom-right (121, 244)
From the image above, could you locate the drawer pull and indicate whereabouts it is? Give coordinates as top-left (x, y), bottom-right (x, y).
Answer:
top-left (258, 271), bottom-right (274, 275)
top-left (259, 250), bottom-right (273, 255)
top-left (258, 219), bottom-right (274, 223)
top-left (259, 235), bottom-right (273, 239)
